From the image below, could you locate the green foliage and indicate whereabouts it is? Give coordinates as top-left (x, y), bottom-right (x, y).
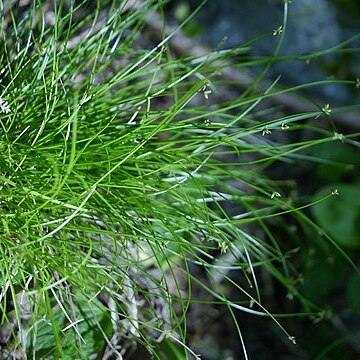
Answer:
top-left (312, 184), bottom-right (360, 248)
top-left (347, 273), bottom-right (360, 316)
top-left (302, 254), bottom-right (345, 304)
top-left (28, 293), bottom-right (112, 359)
top-left (0, 0), bottom-right (359, 358)
top-left (157, 338), bottom-right (188, 360)
top-left (311, 142), bottom-right (360, 182)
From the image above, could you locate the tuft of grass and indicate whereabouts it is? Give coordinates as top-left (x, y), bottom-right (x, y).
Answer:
top-left (0, 0), bottom-right (359, 358)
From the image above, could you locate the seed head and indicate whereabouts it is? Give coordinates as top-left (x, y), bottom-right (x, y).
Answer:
top-left (281, 122), bottom-right (289, 130)
top-left (271, 191), bottom-right (281, 199)
top-left (273, 26), bottom-right (283, 36)
top-left (333, 132), bottom-right (345, 142)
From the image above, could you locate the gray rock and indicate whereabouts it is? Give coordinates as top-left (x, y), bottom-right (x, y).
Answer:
top-left (195, 0), bottom-right (357, 103)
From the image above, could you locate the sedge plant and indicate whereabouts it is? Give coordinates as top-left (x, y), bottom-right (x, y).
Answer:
top-left (0, 0), bottom-right (359, 359)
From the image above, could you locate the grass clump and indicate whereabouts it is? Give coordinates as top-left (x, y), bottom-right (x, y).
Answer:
top-left (0, 0), bottom-right (359, 359)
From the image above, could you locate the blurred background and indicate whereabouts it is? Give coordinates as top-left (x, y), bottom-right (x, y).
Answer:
top-left (174, 0), bottom-right (360, 105)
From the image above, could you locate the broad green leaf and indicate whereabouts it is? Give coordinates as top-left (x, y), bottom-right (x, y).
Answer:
top-left (312, 184), bottom-right (360, 248)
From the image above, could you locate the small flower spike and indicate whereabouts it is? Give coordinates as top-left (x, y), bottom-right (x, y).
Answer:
top-left (333, 132), bottom-right (345, 142)
top-left (271, 191), bottom-right (281, 199)
top-left (201, 81), bottom-right (212, 99)
top-left (315, 103), bottom-right (331, 119)
top-left (273, 26), bottom-right (283, 36)
top-left (281, 122), bottom-right (289, 130)
top-left (219, 242), bottom-right (228, 254)
top-left (322, 104), bottom-right (331, 116)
